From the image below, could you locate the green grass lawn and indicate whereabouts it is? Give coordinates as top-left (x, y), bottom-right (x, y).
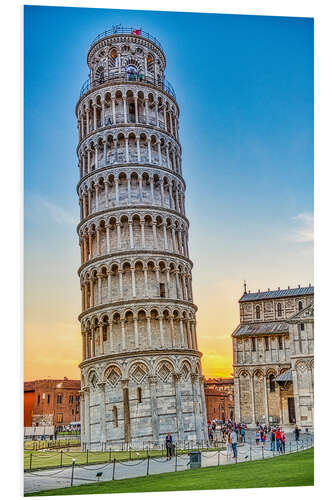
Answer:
top-left (24, 447), bottom-right (220, 471)
top-left (25, 448), bottom-right (314, 496)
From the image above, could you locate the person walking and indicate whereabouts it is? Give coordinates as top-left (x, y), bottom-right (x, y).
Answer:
top-left (255, 429), bottom-right (260, 446)
top-left (226, 430), bottom-right (232, 457)
top-left (270, 428), bottom-right (276, 451)
top-left (230, 428), bottom-right (238, 459)
top-left (281, 430), bottom-right (286, 454)
top-left (275, 427), bottom-right (282, 453)
top-left (295, 425), bottom-right (300, 442)
top-left (240, 426), bottom-right (245, 443)
top-left (166, 433), bottom-right (173, 460)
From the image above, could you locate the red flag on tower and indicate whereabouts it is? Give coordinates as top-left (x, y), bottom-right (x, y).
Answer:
top-left (132, 29), bottom-right (141, 35)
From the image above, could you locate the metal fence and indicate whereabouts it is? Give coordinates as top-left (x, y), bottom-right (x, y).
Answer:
top-left (79, 73), bottom-right (176, 99)
top-left (24, 436), bottom-right (314, 494)
top-left (91, 28), bottom-right (163, 51)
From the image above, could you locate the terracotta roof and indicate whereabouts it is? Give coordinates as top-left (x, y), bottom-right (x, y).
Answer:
top-left (239, 286), bottom-right (314, 303)
top-left (232, 321), bottom-right (289, 337)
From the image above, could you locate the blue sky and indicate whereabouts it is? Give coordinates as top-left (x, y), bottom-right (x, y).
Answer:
top-left (24, 6), bottom-right (313, 379)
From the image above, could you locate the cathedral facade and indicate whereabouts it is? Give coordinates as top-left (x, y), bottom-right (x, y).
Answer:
top-left (75, 27), bottom-right (207, 450)
top-left (232, 285), bottom-right (314, 430)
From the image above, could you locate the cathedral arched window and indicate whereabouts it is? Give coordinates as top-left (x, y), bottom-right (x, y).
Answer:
top-left (95, 66), bottom-right (105, 84)
top-left (269, 374), bottom-right (275, 392)
top-left (298, 301), bottom-right (303, 311)
top-left (126, 65), bottom-right (138, 81)
top-left (277, 303), bottom-right (282, 317)
top-left (255, 306), bottom-right (260, 319)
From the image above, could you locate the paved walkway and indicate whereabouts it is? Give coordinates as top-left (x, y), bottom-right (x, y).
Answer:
top-left (24, 437), bottom-right (313, 494)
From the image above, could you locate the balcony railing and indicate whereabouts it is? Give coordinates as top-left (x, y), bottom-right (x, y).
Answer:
top-left (79, 72), bottom-right (176, 100)
top-left (91, 27), bottom-right (163, 51)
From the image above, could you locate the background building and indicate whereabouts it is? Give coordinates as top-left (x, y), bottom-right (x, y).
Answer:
top-left (76, 27), bottom-right (207, 449)
top-left (204, 377), bottom-right (234, 422)
top-left (24, 377), bottom-right (80, 427)
top-left (232, 285), bottom-right (314, 430)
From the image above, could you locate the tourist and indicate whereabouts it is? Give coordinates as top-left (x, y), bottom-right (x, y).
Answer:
top-left (240, 426), bottom-right (245, 443)
top-left (281, 429), bottom-right (286, 453)
top-left (270, 428), bottom-right (276, 451)
top-left (226, 430), bottom-right (232, 456)
top-left (275, 427), bottom-right (282, 453)
top-left (166, 432), bottom-right (173, 460)
top-left (230, 428), bottom-right (238, 459)
top-left (255, 429), bottom-right (260, 446)
top-left (295, 425), bottom-right (300, 442)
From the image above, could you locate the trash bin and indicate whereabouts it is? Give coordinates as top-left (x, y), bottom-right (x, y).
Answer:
top-left (188, 451), bottom-right (201, 469)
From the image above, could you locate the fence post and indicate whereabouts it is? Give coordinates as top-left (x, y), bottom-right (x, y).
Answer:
top-left (146, 455), bottom-right (150, 476)
top-left (175, 446), bottom-right (177, 472)
top-left (296, 441), bottom-right (298, 452)
top-left (30, 453), bottom-right (32, 471)
top-left (218, 450), bottom-right (220, 466)
top-left (109, 448), bottom-right (111, 462)
top-left (262, 446), bottom-right (264, 459)
top-left (112, 458), bottom-right (116, 481)
top-left (86, 449), bottom-right (89, 465)
top-left (250, 442), bottom-right (252, 461)
top-left (129, 448), bottom-right (131, 461)
top-left (290, 442), bottom-right (292, 453)
top-left (70, 459), bottom-right (76, 487)
top-left (60, 450), bottom-right (63, 468)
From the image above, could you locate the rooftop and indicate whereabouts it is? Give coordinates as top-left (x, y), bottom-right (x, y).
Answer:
top-left (239, 286), bottom-right (314, 302)
top-left (90, 27), bottom-right (163, 51)
top-left (232, 321), bottom-right (289, 337)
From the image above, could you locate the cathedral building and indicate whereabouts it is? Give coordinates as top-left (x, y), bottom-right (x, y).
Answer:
top-left (232, 285), bottom-right (314, 430)
top-left (75, 27), bottom-right (207, 450)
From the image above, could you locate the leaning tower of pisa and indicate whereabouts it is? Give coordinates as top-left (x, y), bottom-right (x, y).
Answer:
top-left (76, 27), bottom-right (208, 450)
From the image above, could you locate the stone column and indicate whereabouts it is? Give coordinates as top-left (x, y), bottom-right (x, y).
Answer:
top-left (143, 265), bottom-right (149, 297)
top-left (134, 316), bottom-right (139, 348)
top-left (111, 97), bottom-right (116, 124)
top-left (94, 145), bottom-right (98, 170)
top-left (166, 144), bottom-right (170, 168)
top-left (149, 376), bottom-right (160, 444)
top-left (83, 387), bottom-right (91, 449)
top-left (147, 138), bottom-right (152, 163)
top-left (125, 137), bottom-right (129, 163)
top-left (147, 315), bottom-right (152, 347)
top-left (82, 331), bottom-right (86, 360)
top-left (157, 140), bottom-right (162, 165)
top-left (173, 373), bottom-right (184, 440)
top-left (109, 321), bottom-right (113, 352)
top-left (162, 222), bottom-right (168, 250)
top-left (234, 376), bottom-right (241, 422)
top-left (144, 98), bottom-right (149, 124)
top-left (134, 96), bottom-right (138, 123)
top-left (90, 278), bottom-right (95, 307)
top-left (152, 222), bottom-right (158, 248)
top-left (115, 179), bottom-right (119, 204)
top-left (106, 225), bottom-right (110, 253)
top-left (116, 222), bottom-right (121, 249)
top-left (97, 274), bottom-right (102, 305)
top-left (191, 374), bottom-right (202, 441)
top-left (136, 136), bottom-right (141, 163)
top-left (97, 382), bottom-right (106, 448)
top-left (160, 181), bottom-right (165, 206)
top-left (121, 379), bottom-right (131, 443)
top-left (99, 323), bottom-right (104, 355)
top-left (179, 318), bottom-right (185, 347)
top-left (150, 176), bottom-right (155, 203)
top-left (170, 317), bottom-right (175, 347)
top-left (171, 226), bottom-right (177, 252)
top-left (105, 181), bottom-right (109, 208)
top-left (118, 270), bottom-right (123, 299)
top-left (129, 221), bottom-right (134, 248)
top-left (101, 100), bottom-right (105, 127)
top-left (140, 221), bottom-right (145, 247)
top-left (123, 97), bottom-right (127, 123)
top-left (131, 266), bottom-right (136, 298)
top-left (250, 373), bottom-right (256, 425)
top-left (96, 228), bottom-right (101, 256)
top-left (119, 319), bottom-right (126, 351)
top-left (107, 271), bottom-right (112, 302)
top-left (263, 375), bottom-right (269, 424)
top-left (159, 316), bottom-right (164, 346)
top-left (93, 104), bottom-right (97, 130)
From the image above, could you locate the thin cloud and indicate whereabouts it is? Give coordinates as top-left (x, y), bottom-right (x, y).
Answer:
top-left (25, 193), bottom-right (76, 226)
top-left (291, 213), bottom-right (314, 243)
